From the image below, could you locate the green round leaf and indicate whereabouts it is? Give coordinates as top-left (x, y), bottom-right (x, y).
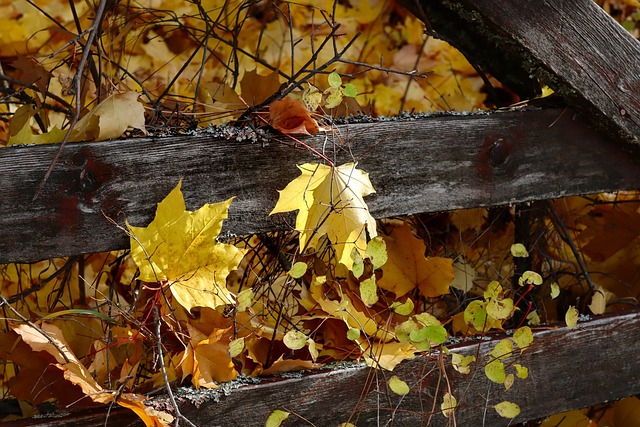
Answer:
top-left (464, 300), bottom-right (488, 331)
top-left (359, 276), bottom-right (378, 306)
top-left (519, 271), bottom-right (543, 286)
top-left (283, 330), bottom-right (307, 350)
top-left (266, 409), bottom-right (290, 427)
top-left (366, 236), bottom-right (388, 269)
top-left (390, 299), bottom-right (414, 316)
top-left (347, 328), bottom-right (361, 341)
top-left (485, 359), bottom-right (506, 384)
top-left (388, 375), bottom-right (410, 395)
top-left (328, 72), bottom-right (342, 88)
top-left (441, 392), bottom-right (457, 418)
top-left (495, 401), bottom-right (521, 419)
top-left (483, 281), bottom-right (502, 300)
top-left (341, 83), bottom-right (358, 97)
top-left (510, 243), bottom-right (529, 258)
top-left (395, 320), bottom-right (419, 342)
top-left (288, 261), bottom-right (308, 279)
top-left (486, 297), bottom-right (514, 320)
top-left (513, 326), bottom-right (533, 351)
top-left (490, 339), bottom-right (513, 360)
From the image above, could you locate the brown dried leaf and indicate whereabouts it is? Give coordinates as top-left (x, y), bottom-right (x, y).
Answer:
top-left (269, 97), bottom-right (320, 135)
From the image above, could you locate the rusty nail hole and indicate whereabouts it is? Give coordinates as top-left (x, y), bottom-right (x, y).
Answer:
top-left (489, 138), bottom-right (510, 167)
top-left (620, 108), bottom-right (628, 117)
top-left (72, 152), bottom-right (87, 167)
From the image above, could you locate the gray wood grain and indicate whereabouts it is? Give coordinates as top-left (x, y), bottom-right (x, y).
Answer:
top-left (17, 310), bottom-right (640, 426)
top-left (1, 109), bottom-right (639, 263)
top-left (400, 0), bottom-right (640, 144)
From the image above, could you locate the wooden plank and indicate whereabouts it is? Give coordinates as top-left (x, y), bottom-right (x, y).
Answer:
top-left (1, 109), bottom-right (640, 263)
top-left (16, 309), bottom-right (640, 426)
top-left (399, 0), bottom-right (640, 144)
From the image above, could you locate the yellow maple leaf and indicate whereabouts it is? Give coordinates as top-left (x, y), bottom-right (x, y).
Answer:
top-left (270, 163), bottom-right (376, 269)
top-left (377, 221), bottom-right (453, 297)
top-left (74, 91), bottom-right (146, 141)
top-left (127, 181), bottom-right (246, 311)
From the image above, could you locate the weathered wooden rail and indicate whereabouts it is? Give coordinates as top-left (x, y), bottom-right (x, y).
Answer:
top-left (2, 0), bottom-right (640, 425)
top-left (2, 108), bottom-right (639, 264)
top-left (8, 310), bottom-right (640, 426)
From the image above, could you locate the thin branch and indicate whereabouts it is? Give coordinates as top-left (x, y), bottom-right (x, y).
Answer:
top-left (34, 0), bottom-right (110, 200)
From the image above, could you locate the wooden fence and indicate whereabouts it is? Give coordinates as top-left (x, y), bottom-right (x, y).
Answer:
top-left (2, 0), bottom-right (640, 425)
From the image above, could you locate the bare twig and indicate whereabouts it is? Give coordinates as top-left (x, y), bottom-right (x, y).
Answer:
top-left (546, 201), bottom-right (596, 292)
top-left (34, 0), bottom-right (110, 200)
top-left (153, 306), bottom-right (196, 427)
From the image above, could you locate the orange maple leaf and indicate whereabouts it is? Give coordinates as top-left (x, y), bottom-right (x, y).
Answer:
top-left (269, 97), bottom-right (321, 135)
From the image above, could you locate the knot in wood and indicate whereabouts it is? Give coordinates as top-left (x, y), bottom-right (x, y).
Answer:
top-left (488, 138), bottom-right (511, 167)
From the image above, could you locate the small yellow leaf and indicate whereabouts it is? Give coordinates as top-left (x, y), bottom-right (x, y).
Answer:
top-left (302, 87), bottom-right (323, 111)
top-left (307, 338), bottom-right (318, 361)
top-left (491, 339), bottom-right (513, 360)
top-left (486, 296), bottom-right (514, 320)
top-left (283, 330), bottom-right (307, 350)
top-left (514, 364), bottom-right (529, 379)
top-left (265, 409), bottom-right (290, 427)
top-left (550, 282), bottom-right (560, 299)
top-left (441, 392), bottom-right (457, 418)
top-left (228, 338), bottom-right (244, 358)
top-left (526, 311), bottom-right (541, 326)
top-left (236, 289), bottom-right (254, 312)
top-left (366, 236), bottom-right (388, 269)
top-left (451, 353), bottom-right (476, 374)
top-left (518, 271), bottom-right (543, 286)
top-left (589, 288), bottom-right (610, 315)
top-left (288, 261), bottom-right (308, 279)
top-left (485, 359), bottom-right (506, 384)
top-left (388, 375), bottom-right (410, 396)
top-left (510, 243), bottom-right (529, 257)
top-left (565, 306), bottom-right (579, 328)
top-left (504, 373), bottom-right (515, 391)
top-left (8, 121), bottom-right (68, 146)
top-left (464, 300), bottom-right (489, 332)
top-left (351, 249), bottom-right (365, 278)
top-left (390, 299), bottom-right (414, 316)
top-left (495, 401), bottom-right (521, 419)
top-left (359, 276), bottom-right (378, 307)
top-left (513, 326), bottom-right (533, 352)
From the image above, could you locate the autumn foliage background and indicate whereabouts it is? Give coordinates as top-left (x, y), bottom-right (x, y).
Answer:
top-left (1, 0), bottom-right (640, 425)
